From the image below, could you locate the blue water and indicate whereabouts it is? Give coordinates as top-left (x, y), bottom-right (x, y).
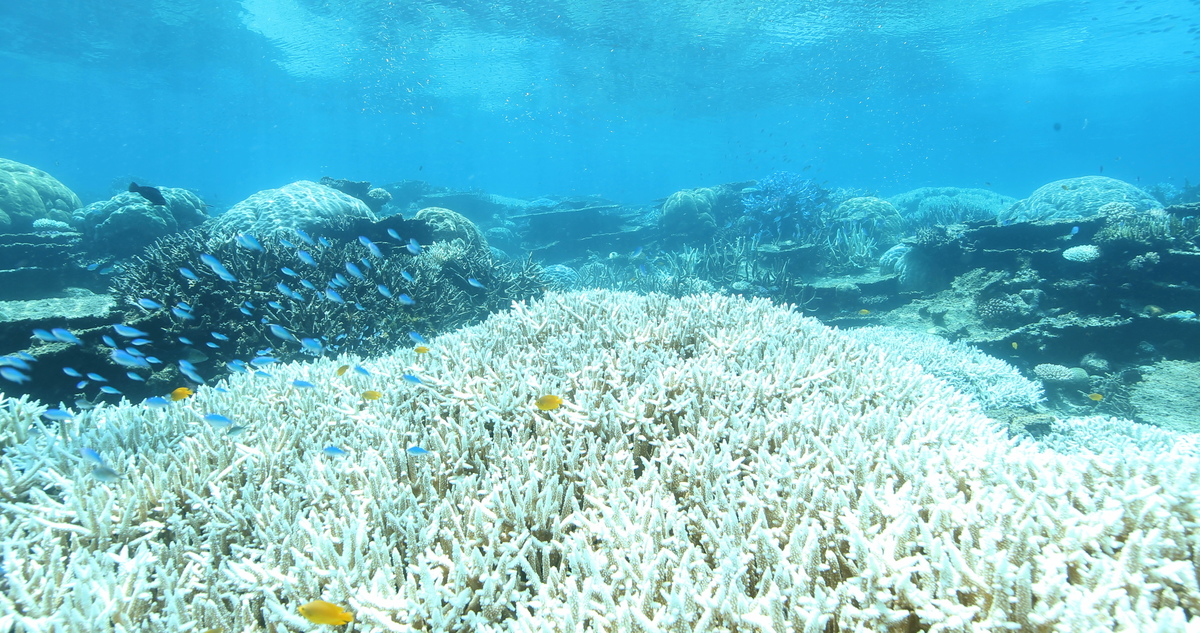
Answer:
top-left (2, 0), bottom-right (1198, 205)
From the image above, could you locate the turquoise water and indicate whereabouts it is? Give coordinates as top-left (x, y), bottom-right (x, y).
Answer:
top-left (1, 0), bottom-right (1197, 205)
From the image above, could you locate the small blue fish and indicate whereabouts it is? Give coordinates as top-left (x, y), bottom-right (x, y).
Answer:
top-left (300, 338), bottom-right (324, 354)
top-left (295, 228), bottom-right (315, 246)
top-left (269, 324), bottom-right (296, 342)
top-left (406, 238), bottom-right (421, 255)
top-left (401, 271), bottom-right (415, 283)
top-left (267, 301), bottom-right (285, 310)
top-left (292, 379), bottom-right (316, 389)
top-left (280, 237), bottom-right (296, 249)
top-left (353, 365), bottom-right (371, 376)
top-left (63, 366), bottom-right (83, 377)
top-left (376, 284), bottom-right (393, 298)
top-left (0, 357), bottom-right (30, 371)
top-left (51, 328), bottom-right (84, 346)
top-left (113, 324), bottom-right (149, 338)
top-left (80, 447), bottom-right (105, 464)
top-left (250, 356), bottom-right (278, 367)
top-left (276, 281), bottom-right (295, 296)
top-left (325, 289), bottom-right (345, 304)
top-left (211, 332), bottom-right (230, 341)
top-left (281, 266), bottom-right (299, 277)
top-left (126, 372), bottom-right (145, 382)
top-left (136, 298), bottom-right (163, 310)
top-left (239, 301), bottom-right (251, 310)
top-left (226, 425), bottom-right (247, 437)
top-left (318, 237), bottom-right (331, 248)
top-left (130, 338), bottom-right (152, 346)
top-left (322, 446), bottom-right (348, 457)
top-left (202, 413), bottom-right (234, 428)
top-left (359, 236), bottom-right (383, 258)
top-left (86, 372), bottom-right (107, 382)
top-left (226, 360), bottom-right (249, 373)
top-left (397, 294), bottom-right (415, 306)
top-left (199, 253), bottom-right (238, 282)
top-left (111, 349), bottom-right (151, 369)
top-left (297, 251), bottom-right (317, 267)
top-left (205, 342), bottom-right (220, 349)
top-left (360, 257), bottom-right (373, 271)
top-left (145, 356), bottom-right (162, 364)
top-left (235, 233), bottom-right (264, 252)
top-left (42, 409), bottom-right (74, 421)
top-left (122, 346), bottom-right (145, 357)
top-left (99, 386), bottom-right (122, 395)
top-left (331, 273), bottom-right (350, 288)
top-left (299, 279), bottom-right (317, 291)
top-left (467, 278), bottom-right (485, 289)
top-left (144, 396), bottom-right (171, 408)
top-left (408, 332), bottom-right (426, 345)
top-left (91, 465), bottom-right (121, 483)
top-left (632, 246), bottom-right (643, 258)
top-left (86, 262), bottom-right (101, 271)
top-left (387, 228), bottom-right (401, 240)
top-left (171, 307), bottom-right (196, 320)
top-left (179, 267), bottom-right (199, 280)
top-left (32, 328), bottom-right (58, 342)
top-left (345, 262), bottom-right (365, 280)
top-left (401, 374), bottom-right (423, 385)
top-left (179, 336), bottom-right (194, 345)
top-left (14, 351), bottom-right (34, 362)
top-left (406, 446), bottom-right (431, 455)
top-left (101, 335), bottom-right (117, 347)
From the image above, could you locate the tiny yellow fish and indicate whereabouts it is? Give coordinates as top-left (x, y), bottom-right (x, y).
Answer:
top-left (170, 387), bottom-right (193, 401)
top-left (362, 390), bottom-right (383, 401)
top-left (536, 395), bottom-right (563, 411)
top-left (858, 309), bottom-right (870, 315)
top-left (298, 599), bottom-right (353, 625)
top-left (336, 365), bottom-right (350, 376)
top-left (1011, 342), bottom-right (1019, 350)
top-left (1087, 393), bottom-right (1104, 401)
top-left (1061, 185), bottom-right (1070, 190)
top-left (414, 346), bottom-right (429, 354)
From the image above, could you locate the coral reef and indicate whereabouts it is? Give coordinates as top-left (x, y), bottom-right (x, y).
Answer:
top-left (101, 214), bottom-right (543, 402)
top-left (1, 290), bottom-right (1197, 631)
top-left (1130, 360), bottom-right (1200, 433)
top-left (72, 188), bottom-right (208, 257)
top-left (887, 186), bottom-right (1016, 228)
top-left (413, 206), bottom-right (488, 254)
top-left (659, 187), bottom-right (717, 243)
top-left (844, 325), bottom-right (1043, 410)
top-left (1000, 176), bottom-right (1161, 224)
top-left (0, 158), bottom-right (82, 232)
top-left (209, 180), bottom-right (377, 236)
top-left (741, 171), bottom-right (830, 243)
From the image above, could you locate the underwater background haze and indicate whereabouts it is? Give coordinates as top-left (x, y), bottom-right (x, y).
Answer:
top-left (2, 0), bottom-right (1198, 204)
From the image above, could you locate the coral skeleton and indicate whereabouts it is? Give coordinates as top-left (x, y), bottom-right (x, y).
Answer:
top-left (1, 290), bottom-right (1197, 632)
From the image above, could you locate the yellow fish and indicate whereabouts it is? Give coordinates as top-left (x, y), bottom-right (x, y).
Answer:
top-left (170, 387), bottom-right (193, 401)
top-left (1087, 393), bottom-right (1104, 401)
top-left (414, 346), bottom-right (429, 354)
top-left (298, 599), bottom-right (353, 625)
top-left (362, 390), bottom-right (383, 401)
top-left (536, 395), bottom-right (563, 411)
top-left (857, 309), bottom-right (870, 315)
top-left (336, 365), bottom-right (350, 376)
top-left (1011, 342), bottom-right (1019, 350)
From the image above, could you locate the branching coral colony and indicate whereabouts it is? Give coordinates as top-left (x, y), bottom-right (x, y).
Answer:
top-left (1, 290), bottom-right (1197, 632)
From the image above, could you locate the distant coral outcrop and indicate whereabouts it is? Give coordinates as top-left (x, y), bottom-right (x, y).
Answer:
top-left (0, 158), bottom-right (82, 232)
top-left (1001, 176), bottom-right (1160, 224)
top-left (73, 186), bottom-right (208, 256)
top-left (209, 180), bottom-right (377, 236)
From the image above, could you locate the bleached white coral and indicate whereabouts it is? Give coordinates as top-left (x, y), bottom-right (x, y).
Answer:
top-left (844, 325), bottom-right (1043, 409)
top-left (1, 290), bottom-right (1198, 632)
top-left (1062, 244), bottom-right (1101, 262)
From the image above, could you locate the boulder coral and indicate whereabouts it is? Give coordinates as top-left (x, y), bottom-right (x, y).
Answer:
top-left (1001, 176), bottom-right (1161, 224)
top-left (209, 180), bottom-right (377, 236)
top-left (73, 187), bottom-right (208, 256)
top-left (1, 290), bottom-right (1196, 632)
top-left (659, 187), bottom-right (717, 242)
top-left (0, 158), bottom-right (82, 232)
